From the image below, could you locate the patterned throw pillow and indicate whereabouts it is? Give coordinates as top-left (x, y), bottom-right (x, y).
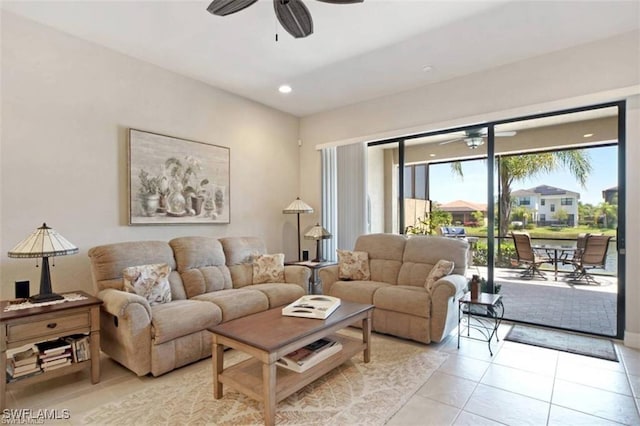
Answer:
top-left (424, 260), bottom-right (455, 291)
top-left (252, 253), bottom-right (285, 284)
top-left (337, 249), bottom-right (371, 281)
top-left (122, 263), bottom-right (172, 305)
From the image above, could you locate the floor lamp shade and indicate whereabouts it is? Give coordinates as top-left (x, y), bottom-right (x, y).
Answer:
top-left (7, 223), bottom-right (79, 303)
top-left (283, 198), bottom-right (313, 261)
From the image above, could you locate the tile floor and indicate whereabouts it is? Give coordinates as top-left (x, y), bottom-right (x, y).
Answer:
top-left (5, 322), bottom-right (640, 425)
top-left (389, 323), bottom-right (640, 425)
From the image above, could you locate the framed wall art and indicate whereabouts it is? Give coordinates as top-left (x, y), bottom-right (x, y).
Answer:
top-left (128, 129), bottom-right (230, 225)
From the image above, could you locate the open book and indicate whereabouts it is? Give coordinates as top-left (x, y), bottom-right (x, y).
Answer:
top-left (282, 295), bottom-right (341, 319)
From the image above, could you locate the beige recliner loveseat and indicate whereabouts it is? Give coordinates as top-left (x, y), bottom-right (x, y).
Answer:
top-left (88, 236), bottom-right (310, 376)
top-left (319, 233), bottom-right (469, 344)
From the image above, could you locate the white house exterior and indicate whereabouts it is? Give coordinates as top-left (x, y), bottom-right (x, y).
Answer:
top-left (511, 185), bottom-right (580, 227)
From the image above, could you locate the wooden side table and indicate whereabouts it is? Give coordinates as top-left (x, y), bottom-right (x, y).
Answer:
top-left (0, 291), bottom-right (102, 410)
top-left (286, 261), bottom-right (337, 294)
top-left (457, 292), bottom-right (504, 356)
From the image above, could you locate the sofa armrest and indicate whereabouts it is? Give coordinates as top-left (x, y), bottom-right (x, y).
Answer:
top-left (429, 273), bottom-right (468, 342)
top-left (98, 288), bottom-right (152, 321)
top-left (318, 265), bottom-right (339, 295)
top-left (96, 288), bottom-right (154, 376)
top-left (431, 274), bottom-right (468, 298)
top-left (284, 265), bottom-right (312, 292)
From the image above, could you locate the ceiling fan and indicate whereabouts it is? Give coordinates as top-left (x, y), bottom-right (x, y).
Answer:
top-left (438, 128), bottom-right (517, 149)
top-left (207, 0), bottom-right (364, 39)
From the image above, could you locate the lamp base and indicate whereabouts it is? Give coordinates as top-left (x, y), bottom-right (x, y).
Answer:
top-left (29, 292), bottom-right (64, 303)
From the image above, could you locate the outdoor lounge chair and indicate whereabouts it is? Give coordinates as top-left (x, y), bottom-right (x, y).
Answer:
top-left (511, 232), bottom-right (553, 280)
top-left (571, 234), bottom-right (612, 285)
top-left (440, 226), bottom-right (466, 238)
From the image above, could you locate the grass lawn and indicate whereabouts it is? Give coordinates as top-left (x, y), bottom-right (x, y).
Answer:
top-left (466, 225), bottom-right (616, 240)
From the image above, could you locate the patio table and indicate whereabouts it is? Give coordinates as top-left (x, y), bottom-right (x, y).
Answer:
top-left (532, 245), bottom-right (576, 281)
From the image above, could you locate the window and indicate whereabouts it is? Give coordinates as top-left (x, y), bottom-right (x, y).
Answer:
top-left (561, 198), bottom-right (573, 206)
top-left (403, 166), bottom-right (413, 199)
top-left (403, 164), bottom-right (427, 200)
top-left (540, 214), bottom-right (546, 222)
top-left (520, 197), bottom-right (531, 206)
top-left (550, 204), bottom-right (555, 212)
top-left (541, 199), bottom-right (546, 206)
top-left (414, 165), bottom-right (427, 200)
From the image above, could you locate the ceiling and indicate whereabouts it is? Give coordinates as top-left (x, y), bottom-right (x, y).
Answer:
top-left (2, 1), bottom-right (639, 117)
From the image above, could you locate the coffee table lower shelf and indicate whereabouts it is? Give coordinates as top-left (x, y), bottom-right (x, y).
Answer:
top-left (218, 334), bottom-right (363, 404)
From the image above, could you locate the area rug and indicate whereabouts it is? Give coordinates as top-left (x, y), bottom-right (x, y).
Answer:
top-left (505, 325), bottom-right (618, 362)
top-left (82, 330), bottom-right (448, 425)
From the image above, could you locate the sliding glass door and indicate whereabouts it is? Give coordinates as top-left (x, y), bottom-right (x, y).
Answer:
top-left (363, 101), bottom-right (625, 338)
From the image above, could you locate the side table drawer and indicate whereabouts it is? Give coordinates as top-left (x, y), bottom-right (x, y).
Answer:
top-left (7, 312), bottom-right (90, 342)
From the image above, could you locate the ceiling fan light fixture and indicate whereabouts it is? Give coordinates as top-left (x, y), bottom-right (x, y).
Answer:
top-left (465, 136), bottom-right (484, 149)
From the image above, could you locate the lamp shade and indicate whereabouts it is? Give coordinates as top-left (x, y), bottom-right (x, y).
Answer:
top-left (304, 223), bottom-right (331, 240)
top-left (8, 223), bottom-right (78, 303)
top-left (283, 197), bottom-right (313, 214)
top-left (8, 223), bottom-right (78, 258)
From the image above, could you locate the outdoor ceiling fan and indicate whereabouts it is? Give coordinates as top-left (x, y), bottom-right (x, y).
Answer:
top-left (439, 128), bottom-right (517, 149)
top-left (207, 0), bottom-right (365, 39)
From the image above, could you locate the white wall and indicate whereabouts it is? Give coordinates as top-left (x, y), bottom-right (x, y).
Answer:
top-left (299, 31), bottom-right (640, 344)
top-left (0, 12), bottom-right (302, 298)
top-left (624, 95), bottom-right (640, 346)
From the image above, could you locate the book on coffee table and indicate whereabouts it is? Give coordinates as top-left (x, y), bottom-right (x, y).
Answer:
top-left (282, 295), bottom-right (341, 319)
top-left (276, 337), bottom-right (342, 373)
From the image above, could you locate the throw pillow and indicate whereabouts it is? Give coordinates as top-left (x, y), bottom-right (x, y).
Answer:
top-left (337, 249), bottom-right (371, 281)
top-left (253, 253), bottom-right (285, 284)
top-left (424, 259), bottom-right (455, 291)
top-left (122, 263), bottom-right (172, 305)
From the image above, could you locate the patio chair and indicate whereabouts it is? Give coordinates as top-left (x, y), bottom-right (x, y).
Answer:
top-left (571, 234), bottom-right (612, 285)
top-left (560, 233), bottom-right (602, 277)
top-left (560, 233), bottom-right (589, 277)
top-left (511, 232), bottom-right (553, 280)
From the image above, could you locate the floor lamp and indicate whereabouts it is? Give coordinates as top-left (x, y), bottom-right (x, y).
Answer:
top-left (283, 197), bottom-right (313, 261)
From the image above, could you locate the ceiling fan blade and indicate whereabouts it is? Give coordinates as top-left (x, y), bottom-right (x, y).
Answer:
top-left (207, 0), bottom-right (259, 16)
top-left (438, 137), bottom-right (463, 146)
top-left (274, 0), bottom-right (313, 38)
top-left (316, 0), bottom-right (364, 3)
top-left (496, 130), bottom-right (517, 137)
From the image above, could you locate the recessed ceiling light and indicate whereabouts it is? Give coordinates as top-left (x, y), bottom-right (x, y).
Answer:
top-left (429, 154), bottom-right (436, 157)
top-left (278, 85), bottom-right (292, 94)
top-left (422, 65), bottom-right (433, 72)
top-left (583, 133), bottom-right (594, 138)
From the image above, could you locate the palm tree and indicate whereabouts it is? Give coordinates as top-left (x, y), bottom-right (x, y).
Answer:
top-left (594, 201), bottom-right (617, 228)
top-left (496, 151), bottom-right (591, 237)
top-left (453, 150), bottom-right (592, 238)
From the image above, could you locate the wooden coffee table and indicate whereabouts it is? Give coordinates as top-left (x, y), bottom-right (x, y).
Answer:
top-left (210, 301), bottom-right (373, 426)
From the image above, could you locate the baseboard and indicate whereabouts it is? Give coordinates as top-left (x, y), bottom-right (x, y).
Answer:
top-left (624, 331), bottom-right (640, 349)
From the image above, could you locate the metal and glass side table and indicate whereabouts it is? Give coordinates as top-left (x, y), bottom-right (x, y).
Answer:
top-left (457, 292), bottom-right (504, 356)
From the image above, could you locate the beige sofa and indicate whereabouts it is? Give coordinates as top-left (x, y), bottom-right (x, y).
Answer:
top-left (319, 233), bottom-right (469, 344)
top-left (88, 236), bottom-right (310, 376)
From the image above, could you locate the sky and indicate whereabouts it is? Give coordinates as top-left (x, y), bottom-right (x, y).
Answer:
top-left (428, 145), bottom-right (617, 206)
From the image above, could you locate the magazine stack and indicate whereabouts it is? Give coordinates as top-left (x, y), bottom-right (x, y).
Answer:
top-left (6, 346), bottom-right (41, 382)
top-left (276, 337), bottom-right (342, 373)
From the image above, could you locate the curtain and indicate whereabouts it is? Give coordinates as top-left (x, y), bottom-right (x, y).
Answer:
top-left (321, 143), bottom-right (367, 257)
